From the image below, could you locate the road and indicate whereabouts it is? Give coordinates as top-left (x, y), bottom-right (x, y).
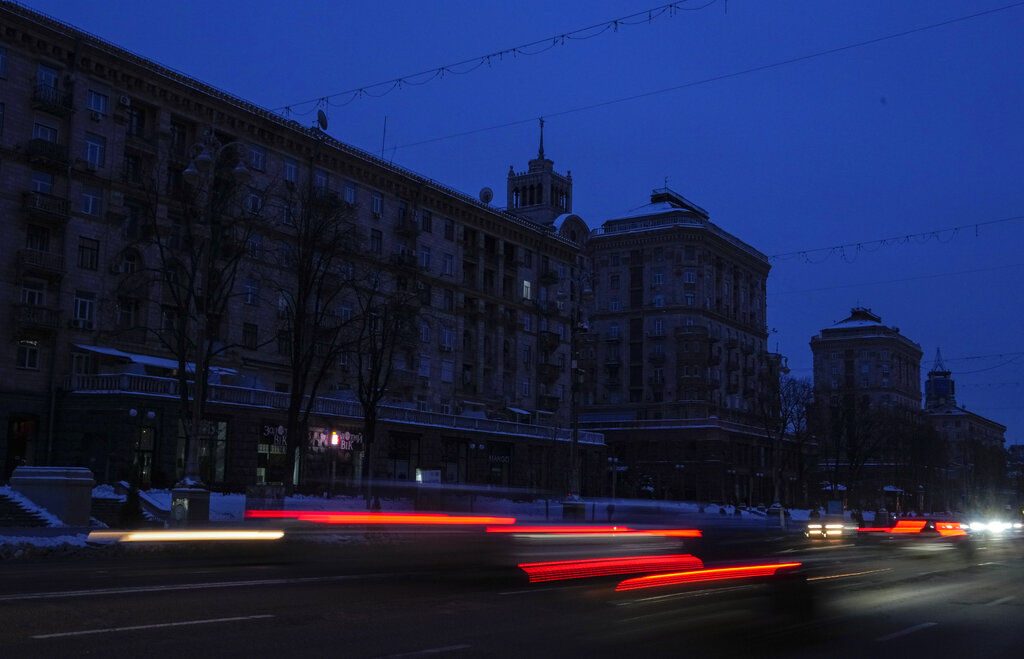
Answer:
top-left (1, 530), bottom-right (1022, 658)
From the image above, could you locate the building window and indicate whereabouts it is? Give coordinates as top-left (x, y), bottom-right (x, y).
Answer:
top-left (243, 323), bottom-right (258, 349)
top-left (418, 355), bottom-right (431, 378)
top-left (684, 293), bottom-right (695, 306)
top-left (245, 278), bottom-right (260, 305)
top-left (33, 121), bottom-right (59, 143)
top-left (339, 303), bottom-right (352, 322)
top-left (609, 274), bottom-right (620, 290)
top-left (441, 360), bottom-right (454, 383)
top-left (80, 186), bottom-right (102, 216)
top-left (523, 249), bottom-right (533, 268)
top-left (87, 90), bottom-right (108, 114)
top-left (443, 253), bottom-right (454, 276)
top-left (522, 344), bottom-right (532, 364)
top-left (245, 190), bottom-right (263, 214)
top-left (419, 245), bottom-right (431, 270)
top-left (37, 63), bottom-right (59, 88)
top-left (522, 280), bottom-right (532, 301)
top-left (522, 313), bottom-right (532, 332)
top-left (284, 158), bottom-right (298, 184)
top-left (520, 378), bottom-right (531, 397)
top-left (653, 295), bottom-right (665, 308)
top-left (0, 103), bottom-right (4, 135)
top-left (77, 237), bottom-right (99, 270)
top-left (313, 169), bottom-right (328, 189)
top-left (0, 47), bottom-right (6, 78)
top-left (344, 181), bottom-right (356, 204)
top-left (249, 145), bottom-right (265, 171)
top-left (609, 323), bottom-right (620, 339)
top-left (420, 210), bottom-right (432, 233)
top-left (277, 330), bottom-right (291, 356)
top-left (83, 133), bottom-right (105, 168)
top-left (22, 281), bottom-right (45, 307)
top-left (32, 171), bottom-right (54, 195)
top-left (116, 298), bottom-right (139, 328)
top-left (684, 269), bottom-right (696, 283)
top-left (420, 322), bottom-right (431, 343)
top-left (17, 341), bottom-right (39, 370)
top-left (652, 319), bottom-right (665, 335)
top-left (444, 218), bottom-right (454, 241)
top-left (443, 289), bottom-right (454, 312)
top-left (610, 298), bottom-right (621, 311)
top-left (371, 192), bottom-right (383, 217)
top-left (370, 229), bottom-right (382, 255)
top-left (610, 252), bottom-right (620, 267)
top-left (73, 291), bottom-right (95, 327)
top-left (441, 327), bottom-right (454, 351)
top-left (653, 269), bottom-right (665, 285)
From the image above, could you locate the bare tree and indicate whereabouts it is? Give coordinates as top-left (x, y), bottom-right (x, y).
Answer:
top-left (116, 128), bottom-right (269, 486)
top-left (274, 183), bottom-right (362, 494)
top-left (342, 259), bottom-right (421, 507)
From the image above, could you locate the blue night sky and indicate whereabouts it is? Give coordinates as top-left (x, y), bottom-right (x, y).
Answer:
top-left (22, 0), bottom-right (1024, 444)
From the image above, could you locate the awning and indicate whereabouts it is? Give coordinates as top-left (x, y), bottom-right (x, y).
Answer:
top-left (74, 344), bottom-right (237, 375)
top-left (507, 407), bottom-right (531, 416)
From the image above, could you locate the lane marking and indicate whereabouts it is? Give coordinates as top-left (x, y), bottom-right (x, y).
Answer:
top-left (31, 614), bottom-right (275, 639)
top-left (0, 573), bottom-right (391, 602)
top-left (379, 644), bottom-right (472, 657)
top-left (985, 595), bottom-right (1015, 606)
top-left (876, 621), bottom-right (936, 642)
top-left (808, 568), bottom-right (891, 581)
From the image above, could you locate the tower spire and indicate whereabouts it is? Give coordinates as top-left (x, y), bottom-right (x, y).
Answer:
top-left (933, 347), bottom-right (948, 373)
top-left (538, 117), bottom-right (545, 159)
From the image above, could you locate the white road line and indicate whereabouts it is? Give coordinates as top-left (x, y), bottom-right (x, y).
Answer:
top-left (0, 573), bottom-right (388, 602)
top-left (31, 614), bottom-right (275, 639)
top-left (378, 644), bottom-right (472, 657)
top-left (985, 595), bottom-right (1016, 606)
top-left (876, 621), bottom-right (937, 642)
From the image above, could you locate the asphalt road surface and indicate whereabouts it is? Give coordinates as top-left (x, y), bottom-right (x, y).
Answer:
top-left (1, 530), bottom-right (1022, 658)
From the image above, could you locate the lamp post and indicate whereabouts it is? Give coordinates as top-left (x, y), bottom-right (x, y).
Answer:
top-left (175, 127), bottom-right (248, 489)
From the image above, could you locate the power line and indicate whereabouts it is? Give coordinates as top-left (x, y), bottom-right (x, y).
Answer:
top-left (389, 1), bottom-right (1024, 152)
top-left (274, 1), bottom-right (722, 116)
top-left (769, 215), bottom-right (1024, 263)
top-left (771, 262), bottom-right (1024, 296)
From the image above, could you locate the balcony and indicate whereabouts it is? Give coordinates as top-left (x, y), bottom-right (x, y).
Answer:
top-left (537, 363), bottom-right (561, 383)
top-left (537, 393), bottom-right (561, 412)
top-left (539, 330), bottom-right (560, 352)
top-left (32, 84), bottom-right (73, 116)
top-left (605, 333), bottom-right (622, 343)
top-left (536, 300), bottom-right (560, 316)
top-left (675, 325), bottom-right (709, 339)
top-left (22, 191), bottom-right (69, 224)
top-left (12, 304), bottom-right (61, 334)
top-left (26, 138), bottom-right (69, 168)
top-left (389, 252), bottom-right (418, 270)
top-left (539, 269), bottom-right (559, 286)
top-left (394, 220), bottom-right (419, 237)
top-left (17, 249), bottom-right (65, 280)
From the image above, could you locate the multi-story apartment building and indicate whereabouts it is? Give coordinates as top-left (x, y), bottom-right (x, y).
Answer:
top-left (810, 307), bottom-right (922, 411)
top-left (924, 350), bottom-right (1006, 511)
top-left (577, 187), bottom-right (796, 505)
top-left (0, 3), bottom-right (603, 494)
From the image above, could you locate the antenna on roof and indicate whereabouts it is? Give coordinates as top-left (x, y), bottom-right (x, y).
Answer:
top-left (316, 109), bottom-right (328, 131)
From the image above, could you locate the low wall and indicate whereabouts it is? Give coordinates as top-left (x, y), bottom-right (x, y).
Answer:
top-left (10, 466), bottom-right (95, 526)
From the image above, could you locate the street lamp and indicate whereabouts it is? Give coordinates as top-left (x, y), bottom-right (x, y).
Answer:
top-left (177, 127), bottom-right (249, 490)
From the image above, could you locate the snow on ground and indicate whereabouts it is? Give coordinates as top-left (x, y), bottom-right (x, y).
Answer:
top-left (2, 483), bottom-right (819, 550)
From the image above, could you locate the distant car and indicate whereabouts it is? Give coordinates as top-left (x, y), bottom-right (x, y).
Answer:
top-left (856, 517), bottom-right (973, 555)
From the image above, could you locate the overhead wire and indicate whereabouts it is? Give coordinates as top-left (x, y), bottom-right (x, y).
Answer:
top-left (275, 1), bottom-right (722, 116)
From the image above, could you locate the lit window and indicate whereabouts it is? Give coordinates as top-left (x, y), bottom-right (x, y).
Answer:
top-left (522, 280), bottom-right (532, 300)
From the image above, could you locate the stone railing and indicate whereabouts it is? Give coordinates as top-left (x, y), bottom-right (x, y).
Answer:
top-left (66, 373), bottom-right (604, 445)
